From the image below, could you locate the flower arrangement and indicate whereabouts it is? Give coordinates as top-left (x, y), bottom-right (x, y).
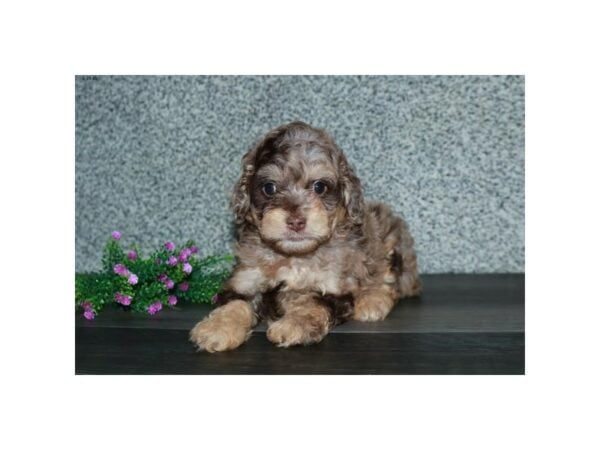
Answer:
top-left (75, 231), bottom-right (233, 319)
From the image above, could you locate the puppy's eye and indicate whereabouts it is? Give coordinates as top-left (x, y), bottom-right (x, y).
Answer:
top-left (262, 182), bottom-right (277, 197)
top-left (313, 180), bottom-right (327, 195)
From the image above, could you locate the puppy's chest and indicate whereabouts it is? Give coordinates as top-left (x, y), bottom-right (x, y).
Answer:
top-left (272, 259), bottom-right (342, 294)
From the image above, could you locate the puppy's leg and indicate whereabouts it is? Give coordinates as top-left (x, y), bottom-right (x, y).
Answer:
top-left (353, 244), bottom-right (421, 322)
top-left (266, 293), bottom-right (332, 347)
top-left (387, 215), bottom-right (422, 298)
top-left (353, 208), bottom-right (422, 322)
top-left (394, 241), bottom-right (422, 298)
top-left (189, 265), bottom-right (266, 352)
top-left (353, 285), bottom-right (396, 322)
top-left (189, 300), bottom-right (257, 353)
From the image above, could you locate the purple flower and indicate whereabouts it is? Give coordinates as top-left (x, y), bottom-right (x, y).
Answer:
top-left (111, 230), bottom-right (122, 240)
top-left (178, 281), bottom-right (189, 292)
top-left (147, 301), bottom-right (163, 315)
top-left (182, 262), bottom-right (192, 274)
top-left (190, 245), bottom-right (199, 254)
top-left (211, 294), bottom-right (221, 304)
top-left (113, 264), bottom-right (129, 276)
top-left (80, 301), bottom-right (93, 310)
top-left (114, 293), bottom-right (132, 305)
top-left (83, 309), bottom-right (95, 320)
top-left (168, 295), bottom-right (178, 306)
top-left (167, 256), bottom-right (178, 266)
top-left (158, 273), bottom-right (168, 282)
top-left (128, 273), bottom-right (139, 285)
top-left (165, 279), bottom-right (175, 289)
top-left (127, 250), bottom-right (138, 261)
top-left (164, 241), bottom-right (176, 251)
top-left (178, 248), bottom-right (192, 262)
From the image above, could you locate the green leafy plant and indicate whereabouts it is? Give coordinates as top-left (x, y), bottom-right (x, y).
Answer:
top-left (75, 231), bottom-right (233, 319)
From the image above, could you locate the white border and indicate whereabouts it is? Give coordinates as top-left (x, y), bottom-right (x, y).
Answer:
top-left (2, 1), bottom-right (600, 449)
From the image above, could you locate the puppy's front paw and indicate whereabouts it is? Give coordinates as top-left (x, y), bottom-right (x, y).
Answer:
top-left (267, 316), bottom-right (328, 347)
top-left (189, 318), bottom-right (247, 353)
top-left (353, 294), bottom-right (393, 322)
top-left (189, 300), bottom-right (254, 352)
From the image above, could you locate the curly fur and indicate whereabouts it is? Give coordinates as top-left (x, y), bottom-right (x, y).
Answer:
top-left (190, 121), bottom-right (421, 352)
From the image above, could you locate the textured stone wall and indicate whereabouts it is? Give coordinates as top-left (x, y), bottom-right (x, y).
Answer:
top-left (76, 75), bottom-right (524, 273)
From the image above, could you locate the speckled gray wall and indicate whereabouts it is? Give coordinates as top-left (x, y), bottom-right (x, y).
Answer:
top-left (75, 75), bottom-right (524, 273)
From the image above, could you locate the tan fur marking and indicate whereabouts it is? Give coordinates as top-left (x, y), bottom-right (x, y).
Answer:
top-left (261, 208), bottom-right (288, 241)
top-left (304, 201), bottom-right (330, 237)
top-left (189, 300), bottom-right (256, 353)
top-left (274, 238), bottom-right (320, 255)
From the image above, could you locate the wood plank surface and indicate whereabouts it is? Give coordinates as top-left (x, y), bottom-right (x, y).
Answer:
top-left (75, 274), bottom-right (525, 374)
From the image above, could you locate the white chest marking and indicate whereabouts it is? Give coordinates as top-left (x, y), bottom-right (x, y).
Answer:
top-left (230, 267), bottom-right (265, 294)
top-left (275, 262), bottom-right (340, 295)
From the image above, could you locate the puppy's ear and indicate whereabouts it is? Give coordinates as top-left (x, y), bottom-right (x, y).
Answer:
top-left (231, 147), bottom-right (256, 225)
top-left (230, 127), bottom-right (283, 225)
top-left (339, 152), bottom-right (365, 225)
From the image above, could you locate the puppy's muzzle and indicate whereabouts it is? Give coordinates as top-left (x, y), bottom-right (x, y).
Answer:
top-left (286, 213), bottom-right (306, 232)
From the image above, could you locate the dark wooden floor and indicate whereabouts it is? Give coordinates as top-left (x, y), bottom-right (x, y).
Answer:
top-left (76, 274), bottom-right (524, 374)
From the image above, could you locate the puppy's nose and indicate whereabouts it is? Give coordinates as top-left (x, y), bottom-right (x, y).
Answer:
top-left (286, 214), bottom-right (306, 232)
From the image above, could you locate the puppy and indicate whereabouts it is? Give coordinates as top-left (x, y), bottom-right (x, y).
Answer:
top-left (190, 121), bottom-right (421, 352)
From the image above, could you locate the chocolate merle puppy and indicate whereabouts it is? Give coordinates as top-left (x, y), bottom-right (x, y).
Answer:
top-left (190, 121), bottom-right (421, 352)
